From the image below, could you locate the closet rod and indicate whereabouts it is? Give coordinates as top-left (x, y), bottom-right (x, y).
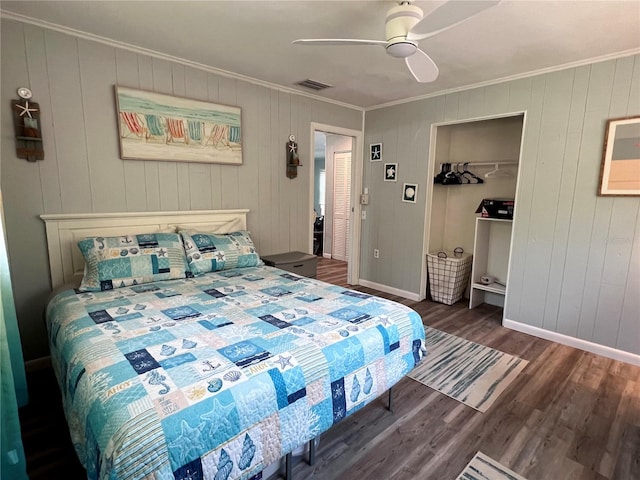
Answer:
top-left (439, 161), bottom-right (518, 168)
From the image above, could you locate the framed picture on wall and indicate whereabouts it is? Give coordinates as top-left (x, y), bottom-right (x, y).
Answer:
top-left (370, 142), bottom-right (382, 161)
top-left (598, 116), bottom-right (640, 196)
top-left (384, 163), bottom-right (397, 181)
top-left (115, 86), bottom-right (242, 165)
top-left (402, 183), bottom-right (418, 203)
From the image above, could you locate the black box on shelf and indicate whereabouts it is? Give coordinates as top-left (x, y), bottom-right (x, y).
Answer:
top-left (475, 198), bottom-right (514, 219)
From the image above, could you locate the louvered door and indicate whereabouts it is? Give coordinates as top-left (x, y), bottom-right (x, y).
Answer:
top-left (332, 151), bottom-right (352, 261)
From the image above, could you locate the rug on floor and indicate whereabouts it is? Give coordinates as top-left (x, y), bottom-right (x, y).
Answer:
top-left (456, 451), bottom-right (527, 480)
top-left (408, 326), bottom-right (528, 412)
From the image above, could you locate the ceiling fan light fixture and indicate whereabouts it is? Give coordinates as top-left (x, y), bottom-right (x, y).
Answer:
top-left (386, 41), bottom-right (417, 58)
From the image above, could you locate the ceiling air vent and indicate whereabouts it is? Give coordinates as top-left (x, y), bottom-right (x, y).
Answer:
top-left (295, 79), bottom-right (333, 91)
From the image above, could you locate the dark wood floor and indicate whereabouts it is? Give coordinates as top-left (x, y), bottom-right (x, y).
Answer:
top-left (20, 258), bottom-right (639, 480)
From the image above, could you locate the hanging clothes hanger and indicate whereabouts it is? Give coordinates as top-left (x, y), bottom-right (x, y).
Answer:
top-left (442, 163), bottom-right (462, 185)
top-left (462, 162), bottom-right (483, 184)
top-left (434, 163), bottom-right (450, 184)
top-left (485, 163), bottom-right (512, 178)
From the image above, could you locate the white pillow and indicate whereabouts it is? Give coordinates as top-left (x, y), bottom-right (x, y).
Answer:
top-left (169, 217), bottom-right (245, 235)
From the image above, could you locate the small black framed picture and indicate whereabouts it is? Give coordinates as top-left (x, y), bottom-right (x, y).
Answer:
top-left (402, 183), bottom-right (418, 203)
top-left (370, 143), bottom-right (382, 162)
top-left (384, 163), bottom-right (397, 182)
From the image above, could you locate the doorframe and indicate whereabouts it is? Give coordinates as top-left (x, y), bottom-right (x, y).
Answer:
top-left (309, 122), bottom-right (363, 286)
top-left (419, 110), bottom-right (528, 302)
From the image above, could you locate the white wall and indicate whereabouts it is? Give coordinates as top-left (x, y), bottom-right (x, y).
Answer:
top-left (363, 55), bottom-right (640, 357)
top-left (0, 19), bottom-right (362, 361)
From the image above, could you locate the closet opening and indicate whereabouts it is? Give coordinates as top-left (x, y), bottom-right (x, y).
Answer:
top-left (422, 113), bottom-right (525, 319)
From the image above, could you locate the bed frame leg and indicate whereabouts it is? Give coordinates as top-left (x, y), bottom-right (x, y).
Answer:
top-left (308, 438), bottom-right (316, 466)
top-left (285, 452), bottom-right (293, 480)
top-left (387, 387), bottom-right (393, 412)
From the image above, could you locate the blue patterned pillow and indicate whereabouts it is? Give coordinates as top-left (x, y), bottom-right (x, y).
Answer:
top-left (77, 233), bottom-right (189, 291)
top-left (180, 230), bottom-right (262, 275)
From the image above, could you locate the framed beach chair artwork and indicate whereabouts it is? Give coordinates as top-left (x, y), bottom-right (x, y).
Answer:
top-left (115, 86), bottom-right (243, 165)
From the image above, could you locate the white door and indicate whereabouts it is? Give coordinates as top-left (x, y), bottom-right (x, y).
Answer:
top-left (332, 151), bottom-right (352, 261)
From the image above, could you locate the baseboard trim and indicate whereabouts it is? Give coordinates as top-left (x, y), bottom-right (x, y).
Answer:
top-left (359, 279), bottom-right (420, 302)
top-left (322, 253), bottom-right (332, 259)
top-left (503, 318), bottom-right (640, 367)
top-left (25, 356), bottom-right (52, 372)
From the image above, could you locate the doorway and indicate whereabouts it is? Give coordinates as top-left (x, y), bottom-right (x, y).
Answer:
top-left (310, 123), bottom-right (363, 285)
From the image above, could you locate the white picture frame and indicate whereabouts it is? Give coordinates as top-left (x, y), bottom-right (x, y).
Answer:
top-left (384, 163), bottom-right (397, 182)
top-left (370, 142), bottom-right (382, 162)
top-left (402, 183), bottom-right (418, 203)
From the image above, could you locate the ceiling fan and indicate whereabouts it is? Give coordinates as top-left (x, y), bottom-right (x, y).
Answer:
top-left (292, 0), bottom-right (501, 83)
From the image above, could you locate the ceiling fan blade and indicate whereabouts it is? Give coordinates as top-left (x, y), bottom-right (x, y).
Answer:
top-left (405, 49), bottom-right (439, 83)
top-left (292, 39), bottom-right (387, 47)
top-left (407, 0), bottom-right (501, 41)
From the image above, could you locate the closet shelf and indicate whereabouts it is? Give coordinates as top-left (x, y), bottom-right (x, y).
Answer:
top-left (471, 282), bottom-right (506, 295)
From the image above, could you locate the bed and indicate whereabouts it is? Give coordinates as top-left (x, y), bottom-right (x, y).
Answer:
top-left (41, 209), bottom-right (426, 480)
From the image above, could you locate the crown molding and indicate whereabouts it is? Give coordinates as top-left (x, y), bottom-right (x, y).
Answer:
top-left (0, 10), bottom-right (364, 113)
top-left (366, 48), bottom-right (640, 111)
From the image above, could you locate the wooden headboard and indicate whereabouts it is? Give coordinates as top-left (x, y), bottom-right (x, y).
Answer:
top-left (40, 209), bottom-right (249, 289)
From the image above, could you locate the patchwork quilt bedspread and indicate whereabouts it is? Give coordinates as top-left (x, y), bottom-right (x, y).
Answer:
top-left (47, 265), bottom-right (426, 480)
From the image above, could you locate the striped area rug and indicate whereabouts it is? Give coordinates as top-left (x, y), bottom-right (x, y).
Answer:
top-left (408, 326), bottom-right (528, 412)
top-left (456, 452), bottom-right (527, 480)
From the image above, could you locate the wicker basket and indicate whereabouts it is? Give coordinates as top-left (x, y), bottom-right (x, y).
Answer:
top-left (427, 249), bottom-right (473, 305)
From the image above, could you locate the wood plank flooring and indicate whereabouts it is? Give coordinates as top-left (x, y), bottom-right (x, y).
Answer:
top-left (19, 257), bottom-right (639, 480)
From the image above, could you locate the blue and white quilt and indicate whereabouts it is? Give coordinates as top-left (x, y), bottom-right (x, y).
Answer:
top-left (47, 266), bottom-right (426, 480)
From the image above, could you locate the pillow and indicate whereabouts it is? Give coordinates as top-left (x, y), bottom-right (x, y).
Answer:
top-left (180, 230), bottom-right (262, 275)
top-left (170, 217), bottom-right (245, 235)
top-left (77, 232), bottom-right (189, 291)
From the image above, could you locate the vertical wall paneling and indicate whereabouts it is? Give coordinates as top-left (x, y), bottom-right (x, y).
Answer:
top-left (138, 55), bottom-right (161, 210)
top-left (616, 56), bottom-right (640, 354)
top-left (184, 67), bottom-right (210, 211)
top-left (542, 66), bottom-right (590, 334)
top-left (617, 209), bottom-right (640, 353)
top-left (206, 73), bottom-right (223, 209)
top-left (594, 198), bottom-right (639, 346)
top-left (296, 97), bottom-right (313, 253)
top-left (0, 19), bottom-right (362, 361)
top-left (519, 69), bottom-right (574, 330)
top-left (377, 107), bottom-right (399, 285)
top-left (574, 61), bottom-right (617, 342)
top-left (443, 93), bottom-right (459, 122)
top-left (591, 56), bottom-right (638, 347)
top-left (289, 94), bottom-right (300, 250)
top-left (269, 89), bottom-right (280, 251)
top-left (257, 86), bottom-right (272, 255)
top-left (236, 81), bottom-right (260, 241)
top-left (115, 49), bottom-right (148, 211)
top-left (24, 24), bottom-right (63, 214)
top-left (483, 83), bottom-right (510, 116)
top-left (218, 76), bottom-right (240, 209)
top-left (78, 39), bottom-right (126, 213)
top-left (278, 91), bottom-right (292, 251)
top-left (504, 75), bottom-right (545, 323)
top-left (152, 58), bottom-right (179, 211)
top-left (391, 108), bottom-right (419, 291)
top-left (45, 30), bottom-right (93, 213)
top-left (171, 64), bottom-right (191, 211)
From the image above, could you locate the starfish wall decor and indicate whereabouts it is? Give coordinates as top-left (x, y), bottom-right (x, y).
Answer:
top-left (11, 88), bottom-right (44, 161)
